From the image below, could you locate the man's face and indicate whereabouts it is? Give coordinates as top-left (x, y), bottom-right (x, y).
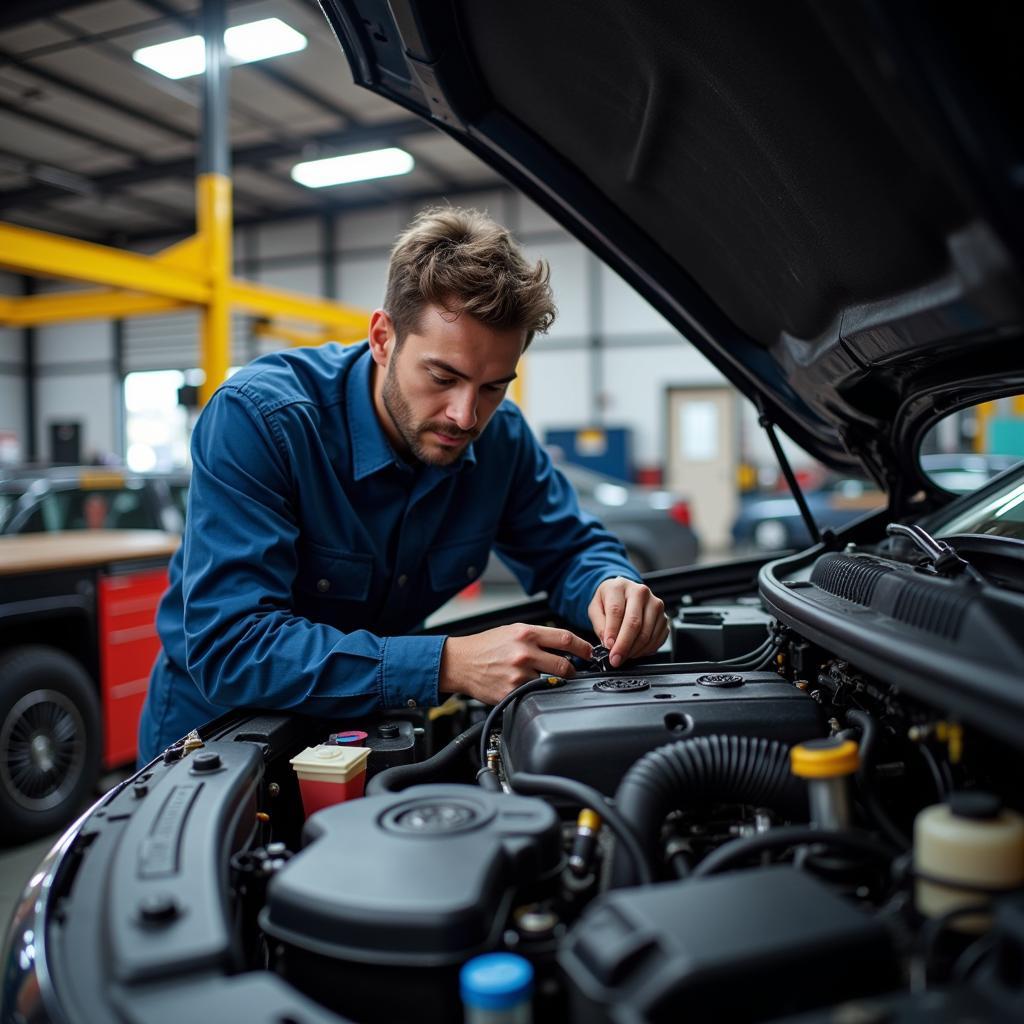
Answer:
top-left (373, 305), bottom-right (526, 467)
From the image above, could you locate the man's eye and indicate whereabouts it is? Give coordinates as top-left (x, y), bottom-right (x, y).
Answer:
top-left (429, 374), bottom-right (455, 386)
top-left (486, 383), bottom-right (509, 393)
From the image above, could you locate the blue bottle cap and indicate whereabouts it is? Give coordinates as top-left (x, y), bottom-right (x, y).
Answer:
top-left (460, 953), bottom-right (533, 1010)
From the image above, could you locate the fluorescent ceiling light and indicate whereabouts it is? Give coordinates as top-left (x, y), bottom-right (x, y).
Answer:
top-left (133, 18), bottom-right (306, 80)
top-left (226, 19), bottom-right (307, 65)
top-left (291, 148), bottom-right (416, 188)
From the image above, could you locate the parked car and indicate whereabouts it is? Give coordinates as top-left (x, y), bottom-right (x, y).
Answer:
top-left (2, 460), bottom-right (694, 577)
top-left (0, 465), bottom-right (188, 536)
top-left (732, 454), bottom-right (1022, 551)
top-left (6, 5), bottom-right (1024, 1024)
top-left (483, 459), bottom-right (698, 587)
top-left (556, 462), bottom-right (697, 572)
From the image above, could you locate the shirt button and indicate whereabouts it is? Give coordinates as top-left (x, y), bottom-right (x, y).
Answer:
top-left (406, 698), bottom-right (417, 708)
top-left (316, 578), bottom-right (331, 593)
top-left (466, 565), bottom-right (476, 578)
top-left (397, 574), bottom-right (408, 588)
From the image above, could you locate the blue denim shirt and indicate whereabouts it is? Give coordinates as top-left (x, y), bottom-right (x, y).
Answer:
top-left (137, 342), bottom-right (638, 760)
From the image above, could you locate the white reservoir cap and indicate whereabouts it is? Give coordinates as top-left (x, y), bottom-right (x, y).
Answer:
top-left (289, 744), bottom-right (370, 783)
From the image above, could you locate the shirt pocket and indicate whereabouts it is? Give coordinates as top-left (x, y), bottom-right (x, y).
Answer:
top-left (295, 542), bottom-right (373, 602)
top-left (427, 532), bottom-right (492, 594)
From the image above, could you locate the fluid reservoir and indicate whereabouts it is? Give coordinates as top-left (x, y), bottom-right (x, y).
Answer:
top-left (790, 737), bottom-right (859, 830)
top-left (914, 791), bottom-right (1024, 932)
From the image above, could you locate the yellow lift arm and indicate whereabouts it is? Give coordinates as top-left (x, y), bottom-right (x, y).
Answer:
top-left (0, 175), bottom-right (368, 405)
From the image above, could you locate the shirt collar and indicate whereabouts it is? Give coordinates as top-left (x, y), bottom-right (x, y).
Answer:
top-left (347, 345), bottom-right (401, 481)
top-left (346, 344), bottom-right (478, 480)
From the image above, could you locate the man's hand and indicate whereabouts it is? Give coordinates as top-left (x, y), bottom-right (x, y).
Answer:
top-left (439, 624), bottom-right (592, 705)
top-left (589, 577), bottom-right (668, 668)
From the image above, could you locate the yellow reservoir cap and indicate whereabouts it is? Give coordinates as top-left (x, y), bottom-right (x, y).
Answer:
top-left (790, 738), bottom-right (860, 779)
top-left (578, 808), bottom-right (602, 832)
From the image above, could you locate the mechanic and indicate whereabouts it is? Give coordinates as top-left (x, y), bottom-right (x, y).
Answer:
top-left (137, 207), bottom-right (668, 763)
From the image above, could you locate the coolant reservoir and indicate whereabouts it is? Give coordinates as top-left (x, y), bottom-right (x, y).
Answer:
top-left (914, 792), bottom-right (1024, 931)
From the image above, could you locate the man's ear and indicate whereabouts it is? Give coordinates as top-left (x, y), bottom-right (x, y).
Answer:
top-left (368, 309), bottom-right (394, 367)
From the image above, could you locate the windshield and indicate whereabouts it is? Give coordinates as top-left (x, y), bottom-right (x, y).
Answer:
top-left (929, 463), bottom-right (1024, 540)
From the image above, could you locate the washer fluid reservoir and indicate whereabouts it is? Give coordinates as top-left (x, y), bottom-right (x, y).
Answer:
top-left (914, 791), bottom-right (1024, 932)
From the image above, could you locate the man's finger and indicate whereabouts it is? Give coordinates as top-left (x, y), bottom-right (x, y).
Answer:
top-left (532, 625), bottom-right (592, 662)
top-left (636, 602), bottom-right (668, 656)
top-left (531, 649), bottom-right (578, 678)
top-left (628, 604), bottom-right (658, 659)
top-left (609, 589), bottom-right (646, 666)
top-left (600, 587), bottom-right (627, 649)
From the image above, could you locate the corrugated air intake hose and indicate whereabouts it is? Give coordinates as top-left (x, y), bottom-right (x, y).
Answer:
top-left (611, 734), bottom-right (807, 887)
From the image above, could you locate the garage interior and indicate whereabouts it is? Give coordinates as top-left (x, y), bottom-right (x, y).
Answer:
top-left (1, 7), bottom-right (1024, 1018)
top-left (0, 4), bottom-right (1023, 1024)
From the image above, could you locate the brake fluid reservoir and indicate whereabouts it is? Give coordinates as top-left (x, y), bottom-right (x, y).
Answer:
top-left (914, 792), bottom-right (1024, 931)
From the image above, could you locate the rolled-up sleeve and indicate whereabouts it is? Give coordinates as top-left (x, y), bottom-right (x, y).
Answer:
top-left (493, 431), bottom-right (641, 629)
top-left (181, 386), bottom-right (442, 716)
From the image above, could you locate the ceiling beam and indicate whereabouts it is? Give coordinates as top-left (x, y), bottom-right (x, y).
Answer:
top-left (0, 119), bottom-right (431, 213)
top-left (0, 1), bottom-right (94, 30)
top-left (118, 181), bottom-right (516, 243)
top-left (0, 94), bottom-right (143, 162)
top-left (0, 44), bottom-right (195, 144)
top-left (1, 33), bottom-right (279, 218)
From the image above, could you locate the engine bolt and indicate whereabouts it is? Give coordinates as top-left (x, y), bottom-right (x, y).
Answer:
top-left (192, 751), bottom-right (222, 772)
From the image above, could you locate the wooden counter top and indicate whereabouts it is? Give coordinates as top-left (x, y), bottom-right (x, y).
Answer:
top-left (0, 530), bottom-right (180, 576)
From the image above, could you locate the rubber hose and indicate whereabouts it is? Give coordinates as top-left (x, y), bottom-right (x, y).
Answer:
top-left (366, 720), bottom-right (485, 795)
top-left (689, 825), bottom-right (895, 879)
top-left (845, 708), bottom-right (910, 849)
top-left (511, 771), bottom-right (653, 886)
top-left (479, 676), bottom-right (552, 767)
top-left (611, 734), bottom-right (806, 886)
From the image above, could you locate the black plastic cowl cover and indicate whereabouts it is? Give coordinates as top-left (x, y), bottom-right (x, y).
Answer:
top-left (260, 784), bottom-right (561, 966)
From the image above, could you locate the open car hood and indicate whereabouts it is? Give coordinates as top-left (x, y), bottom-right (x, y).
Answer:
top-left (318, 0), bottom-right (1024, 504)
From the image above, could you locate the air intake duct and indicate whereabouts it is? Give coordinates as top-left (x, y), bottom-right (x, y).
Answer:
top-left (612, 734), bottom-right (807, 886)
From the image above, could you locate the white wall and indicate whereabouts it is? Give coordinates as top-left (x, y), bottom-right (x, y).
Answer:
top-left (522, 348), bottom-right (592, 440)
top-left (34, 318), bottom-right (118, 462)
top-left (0, 273), bottom-right (26, 461)
top-left (0, 326), bottom-right (25, 462)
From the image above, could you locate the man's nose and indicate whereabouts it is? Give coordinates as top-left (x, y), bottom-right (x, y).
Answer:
top-left (447, 387), bottom-right (478, 431)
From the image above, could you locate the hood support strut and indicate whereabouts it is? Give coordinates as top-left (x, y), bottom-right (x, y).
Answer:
top-left (756, 397), bottom-right (822, 547)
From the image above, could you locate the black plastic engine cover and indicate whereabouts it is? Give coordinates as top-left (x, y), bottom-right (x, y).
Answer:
top-left (501, 672), bottom-right (821, 794)
top-left (261, 784), bottom-right (560, 965)
top-left (559, 867), bottom-right (898, 1023)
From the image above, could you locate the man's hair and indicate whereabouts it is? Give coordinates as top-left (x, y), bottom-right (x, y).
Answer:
top-left (384, 206), bottom-right (556, 347)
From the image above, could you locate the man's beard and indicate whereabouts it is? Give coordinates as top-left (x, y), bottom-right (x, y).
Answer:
top-left (381, 359), bottom-right (478, 466)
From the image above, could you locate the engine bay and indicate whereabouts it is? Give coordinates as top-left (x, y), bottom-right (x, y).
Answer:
top-left (13, 540), bottom-right (1024, 1024)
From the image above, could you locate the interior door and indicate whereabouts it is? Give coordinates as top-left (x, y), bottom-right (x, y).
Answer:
top-left (666, 387), bottom-right (738, 553)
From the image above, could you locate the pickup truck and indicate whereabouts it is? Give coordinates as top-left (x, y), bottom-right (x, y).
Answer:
top-left (0, 530), bottom-right (178, 842)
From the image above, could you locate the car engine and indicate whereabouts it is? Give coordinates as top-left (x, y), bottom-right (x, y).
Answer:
top-left (8, 543), bottom-right (1024, 1024)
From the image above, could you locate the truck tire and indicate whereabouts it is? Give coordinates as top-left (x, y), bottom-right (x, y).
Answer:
top-left (0, 645), bottom-right (102, 844)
